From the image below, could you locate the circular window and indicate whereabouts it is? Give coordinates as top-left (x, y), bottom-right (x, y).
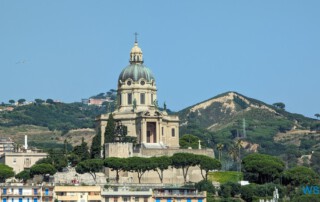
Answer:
top-left (140, 80), bottom-right (145, 85)
top-left (127, 81), bottom-right (132, 86)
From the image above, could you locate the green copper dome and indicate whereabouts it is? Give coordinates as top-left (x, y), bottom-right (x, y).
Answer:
top-left (118, 63), bottom-right (155, 82)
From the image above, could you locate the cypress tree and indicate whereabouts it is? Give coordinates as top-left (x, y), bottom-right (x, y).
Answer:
top-left (90, 131), bottom-right (101, 159)
top-left (105, 113), bottom-right (115, 143)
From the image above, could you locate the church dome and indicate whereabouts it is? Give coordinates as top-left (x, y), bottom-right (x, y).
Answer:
top-left (118, 63), bottom-right (155, 82)
top-left (118, 37), bottom-right (155, 83)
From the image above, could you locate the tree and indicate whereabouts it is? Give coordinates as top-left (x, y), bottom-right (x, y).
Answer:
top-left (228, 144), bottom-right (238, 163)
top-left (197, 155), bottom-right (221, 180)
top-left (195, 180), bottom-right (215, 194)
top-left (104, 157), bottom-right (127, 183)
top-left (126, 157), bottom-right (153, 184)
top-left (46, 99), bottom-right (54, 104)
top-left (36, 149), bottom-right (68, 172)
top-left (171, 153), bottom-right (199, 183)
top-left (242, 153), bottom-right (285, 184)
top-left (105, 113), bottom-right (116, 143)
top-left (18, 98), bottom-right (26, 105)
top-left (311, 151), bottom-right (320, 174)
top-left (217, 143), bottom-right (224, 161)
top-left (30, 163), bottom-right (57, 178)
top-left (15, 170), bottom-right (31, 183)
top-left (150, 156), bottom-right (172, 183)
top-left (179, 134), bottom-right (200, 149)
top-left (34, 99), bottom-right (45, 105)
top-left (273, 102), bottom-right (285, 110)
top-left (0, 164), bottom-right (14, 182)
top-left (90, 133), bottom-right (101, 159)
top-left (283, 166), bottom-right (320, 186)
top-left (315, 113), bottom-right (320, 120)
top-left (9, 99), bottom-right (15, 105)
top-left (75, 159), bottom-right (104, 182)
top-left (72, 137), bottom-right (90, 162)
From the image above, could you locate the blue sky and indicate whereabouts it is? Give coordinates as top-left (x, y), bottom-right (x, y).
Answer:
top-left (0, 1), bottom-right (319, 118)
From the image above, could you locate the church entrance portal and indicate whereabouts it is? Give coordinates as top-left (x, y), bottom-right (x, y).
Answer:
top-left (147, 122), bottom-right (157, 143)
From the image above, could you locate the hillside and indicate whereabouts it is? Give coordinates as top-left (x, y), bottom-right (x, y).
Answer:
top-left (178, 91), bottom-right (320, 155)
top-left (0, 102), bottom-right (104, 149)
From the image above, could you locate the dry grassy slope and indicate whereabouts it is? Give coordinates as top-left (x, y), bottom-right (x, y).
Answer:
top-left (0, 125), bottom-right (95, 148)
top-left (274, 129), bottom-right (320, 147)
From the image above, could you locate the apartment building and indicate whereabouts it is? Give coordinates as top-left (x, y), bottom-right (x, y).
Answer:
top-left (0, 184), bottom-right (54, 202)
top-left (54, 186), bottom-right (101, 202)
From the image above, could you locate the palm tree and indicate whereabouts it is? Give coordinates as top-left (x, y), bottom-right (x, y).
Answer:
top-left (217, 143), bottom-right (224, 161)
top-left (315, 113), bottom-right (320, 120)
top-left (228, 145), bottom-right (238, 162)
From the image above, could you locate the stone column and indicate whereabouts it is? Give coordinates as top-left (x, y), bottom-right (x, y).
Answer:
top-left (141, 119), bottom-right (146, 143)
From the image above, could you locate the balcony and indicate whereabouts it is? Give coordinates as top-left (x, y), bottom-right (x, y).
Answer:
top-left (42, 191), bottom-right (54, 196)
top-left (153, 192), bottom-right (206, 198)
top-left (57, 195), bottom-right (78, 201)
top-left (88, 195), bottom-right (102, 200)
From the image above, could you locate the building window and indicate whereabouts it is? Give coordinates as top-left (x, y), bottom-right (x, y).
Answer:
top-left (13, 158), bottom-right (16, 164)
top-left (105, 198), bottom-right (109, 202)
top-left (123, 197), bottom-right (129, 202)
top-left (3, 199), bottom-right (7, 202)
top-left (114, 197), bottom-right (118, 202)
top-left (33, 198), bottom-right (38, 202)
top-left (2, 188), bottom-right (7, 194)
top-left (18, 188), bottom-right (23, 195)
top-left (18, 199), bottom-right (22, 202)
top-left (24, 158), bottom-right (31, 167)
top-left (162, 127), bottom-right (164, 136)
top-left (144, 198), bottom-right (148, 202)
top-left (11, 198), bottom-right (14, 202)
top-left (33, 189), bottom-right (38, 195)
top-left (171, 128), bottom-right (175, 137)
top-left (135, 197), bottom-right (139, 202)
top-left (140, 93), bottom-right (145, 104)
top-left (128, 93), bottom-right (132, 105)
top-left (45, 188), bottom-right (49, 196)
top-left (151, 94), bottom-right (153, 104)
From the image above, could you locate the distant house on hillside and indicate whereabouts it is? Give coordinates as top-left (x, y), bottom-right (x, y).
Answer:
top-left (82, 98), bottom-right (112, 106)
top-left (0, 137), bottom-right (15, 155)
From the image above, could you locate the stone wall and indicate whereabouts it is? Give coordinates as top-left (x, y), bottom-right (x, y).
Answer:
top-left (104, 143), bottom-right (215, 184)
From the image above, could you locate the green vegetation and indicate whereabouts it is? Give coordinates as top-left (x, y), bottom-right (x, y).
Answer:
top-left (0, 164), bottom-right (14, 182)
top-left (242, 153), bottom-right (285, 184)
top-left (30, 163), bottom-right (57, 178)
top-left (15, 170), bottom-right (31, 182)
top-left (0, 102), bottom-right (103, 133)
top-left (179, 134), bottom-right (202, 149)
top-left (208, 171), bottom-right (243, 184)
top-left (75, 159), bottom-right (104, 182)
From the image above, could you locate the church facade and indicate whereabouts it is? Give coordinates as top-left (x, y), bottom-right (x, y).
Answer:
top-left (96, 39), bottom-right (180, 149)
top-left (96, 38), bottom-right (214, 184)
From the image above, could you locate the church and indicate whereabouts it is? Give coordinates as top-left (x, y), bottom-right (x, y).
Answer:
top-left (96, 37), bottom-right (180, 149)
top-left (96, 37), bottom-right (213, 184)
